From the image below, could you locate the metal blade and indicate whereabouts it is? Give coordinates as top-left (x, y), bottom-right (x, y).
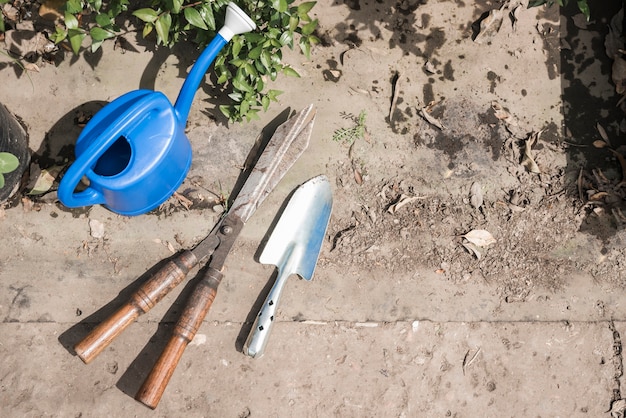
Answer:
top-left (259, 175), bottom-right (333, 280)
top-left (229, 104), bottom-right (316, 223)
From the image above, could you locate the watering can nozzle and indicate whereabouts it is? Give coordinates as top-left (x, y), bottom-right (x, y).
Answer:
top-left (219, 2), bottom-right (256, 41)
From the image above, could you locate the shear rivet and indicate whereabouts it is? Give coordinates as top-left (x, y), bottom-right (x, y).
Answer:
top-left (221, 225), bottom-right (233, 234)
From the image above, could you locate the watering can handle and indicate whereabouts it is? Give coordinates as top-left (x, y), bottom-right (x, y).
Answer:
top-left (58, 95), bottom-right (159, 208)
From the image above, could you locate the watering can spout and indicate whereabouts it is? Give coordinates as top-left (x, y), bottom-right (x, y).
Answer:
top-left (174, 2), bottom-right (255, 122)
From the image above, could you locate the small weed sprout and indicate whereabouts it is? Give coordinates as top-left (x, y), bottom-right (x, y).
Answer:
top-left (333, 110), bottom-right (367, 145)
top-left (0, 152), bottom-right (19, 189)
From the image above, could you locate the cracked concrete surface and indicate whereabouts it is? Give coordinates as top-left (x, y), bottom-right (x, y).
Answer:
top-left (2, 0), bottom-right (626, 416)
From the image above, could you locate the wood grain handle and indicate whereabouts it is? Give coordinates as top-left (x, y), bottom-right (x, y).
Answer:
top-left (74, 251), bottom-right (198, 364)
top-left (136, 267), bottom-right (223, 409)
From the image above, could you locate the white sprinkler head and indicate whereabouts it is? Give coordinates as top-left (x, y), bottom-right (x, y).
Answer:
top-left (219, 2), bottom-right (256, 41)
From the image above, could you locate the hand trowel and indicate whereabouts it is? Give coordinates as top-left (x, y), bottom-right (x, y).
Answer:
top-left (244, 175), bottom-right (333, 358)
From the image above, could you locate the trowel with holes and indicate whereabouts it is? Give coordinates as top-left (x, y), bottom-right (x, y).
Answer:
top-left (244, 175), bottom-right (333, 358)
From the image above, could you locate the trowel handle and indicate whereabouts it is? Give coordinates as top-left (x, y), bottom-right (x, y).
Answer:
top-left (74, 251), bottom-right (198, 364)
top-left (136, 267), bottom-right (223, 409)
top-left (243, 268), bottom-right (291, 358)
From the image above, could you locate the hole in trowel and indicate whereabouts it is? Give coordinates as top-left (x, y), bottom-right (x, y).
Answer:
top-left (93, 136), bottom-right (132, 176)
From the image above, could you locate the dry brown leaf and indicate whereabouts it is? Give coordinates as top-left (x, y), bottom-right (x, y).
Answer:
top-left (605, 9), bottom-right (623, 59)
top-left (593, 140), bottom-right (608, 149)
top-left (354, 167), bottom-right (363, 185)
top-left (521, 131), bottom-right (541, 174)
top-left (596, 123), bottom-right (612, 147)
top-left (612, 56), bottom-right (626, 95)
top-left (609, 149), bottom-right (626, 186)
top-left (27, 164), bottom-right (64, 195)
top-left (173, 191), bottom-right (193, 209)
top-left (462, 241), bottom-right (483, 260)
top-left (387, 194), bottom-right (421, 214)
top-left (491, 101), bottom-right (518, 126)
top-left (469, 182), bottom-right (483, 210)
top-left (23, 63), bottom-right (40, 73)
top-left (419, 107), bottom-right (444, 130)
top-left (463, 229), bottom-right (496, 247)
top-left (589, 192), bottom-right (609, 201)
top-left (474, 9), bottom-right (504, 44)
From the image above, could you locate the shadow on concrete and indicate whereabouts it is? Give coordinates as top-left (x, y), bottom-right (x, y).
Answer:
top-left (330, 0), bottom-right (626, 241)
top-left (557, 1), bottom-right (626, 241)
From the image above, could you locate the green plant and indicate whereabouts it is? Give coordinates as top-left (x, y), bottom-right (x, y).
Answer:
top-left (333, 110), bottom-right (367, 145)
top-left (528, 0), bottom-right (591, 20)
top-left (0, 152), bottom-right (19, 189)
top-left (50, 0), bottom-right (319, 122)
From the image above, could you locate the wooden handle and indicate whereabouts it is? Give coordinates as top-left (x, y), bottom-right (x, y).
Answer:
top-left (74, 251), bottom-right (198, 364)
top-left (136, 267), bottom-right (223, 409)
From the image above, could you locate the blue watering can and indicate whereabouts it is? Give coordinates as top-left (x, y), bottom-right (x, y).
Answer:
top-left (58, 2), bottom-right (255, 216)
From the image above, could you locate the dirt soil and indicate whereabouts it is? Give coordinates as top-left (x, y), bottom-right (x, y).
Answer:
top-left (2, 0), bottom-right (626, 416)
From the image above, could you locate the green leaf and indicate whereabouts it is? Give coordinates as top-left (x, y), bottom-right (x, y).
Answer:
top-left (155, 13), bottom-right (172, 45)
top-left (299, 36), bottom-right (311, 59)
top-left (200, 3), bottom-right (215, 31)
top-left (279, 31), bottom-right (294, 47)
top-left (260, 50), bottom-right (271, 70)
top-left (233, 74), bottom-right (254, 93)
top-left (272, 0), bottom-right (288, 13)
top-left (301, 18), bottom-right (318, 35)
top-left (95, 13), bottom-right (112, 27)
top-left (0, 19), bottom-right (5, 33)
top-left (90, 27), bottom-right (115, 41)
top-left (230, 58), bottom-right (246, 67)
top-left (232, 38), bottom-right (243, 57)
top-left (246, 109), bottom-right (260, 121)
top-left (244, 63), bottom-right (258, 77)
top-left (297, 1), bottom-right (317, 15)
top-left (91, 40), bottom-right (103, 53)
top-left (577, 0), bottom-right (590, 20)
top-left (219, 105), bottom-right (232, 120)
top-left (248, 45), bottom-right (263, 59)
top-left (51, 27), bottom-right (68, 43)
top-left (68, 28), bottom-right (86, 54)
top-left (0, 152), bottom-right (19, 174)
top-left (184, 7), bottom-right (208, 30)
top-left (282, 66), bottom-right (300, 77)
top-left (142, 22), bottom-right (153, 38)
top-left (240, 99), bottom-right (250, 116)
top-left (228, 92), bottom-right (243, 102)
top-left (171, 0), bottom-right (183, 14)
top-left (132, 8), bottom-right (158, 24)
top-left (288, 15), bottom-right (299, 32)
top-left (267, 89), bottom-right (283, 101)
top-left (92, 0), bottom-right (103, 13)
top-left (0, 174), bottom-right (4, 188)
top-left (65, 0), bottom-right (83, 14)
top-left (64, 12), bottom-right (79, 30)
